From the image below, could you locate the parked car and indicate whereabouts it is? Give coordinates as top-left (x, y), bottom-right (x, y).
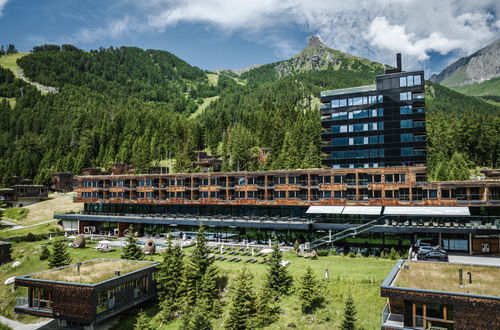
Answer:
top-left (418, 250), bottom-right (449, 262)
top-left (417, 245), bottom-right (436, 256)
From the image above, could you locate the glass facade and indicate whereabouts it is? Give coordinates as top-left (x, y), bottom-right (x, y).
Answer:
top-left (320, 69), bottom-right (426, 168)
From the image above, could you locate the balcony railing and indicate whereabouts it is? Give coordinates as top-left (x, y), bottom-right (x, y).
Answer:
top-left (381, 304), bottom-right (404, 328)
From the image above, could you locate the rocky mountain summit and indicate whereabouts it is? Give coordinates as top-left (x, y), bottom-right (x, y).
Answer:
top-left (274, 35), bottom-right (385, 77)
top-left (430, 39), bottom-right (500, 87)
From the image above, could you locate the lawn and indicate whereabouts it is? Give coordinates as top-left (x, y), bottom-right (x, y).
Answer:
top-left (0, 53), bottom-right (28, 75)
top-left (0, 96), bottom-right (15, 107)
top-left (2, 208), bottom-right (28, 222)
top-left (0, 240), bottom-right (395, 329)
top-left (393, 261), bottom-right (500, 296)
top-left (190, 95), bottom-right (220, 119)
top-left (0, 222), bottom-right (62, 239)
top-left (113, 249), bottom-right (395, 330)
top-left (0, 239), bottom-right (123, 321)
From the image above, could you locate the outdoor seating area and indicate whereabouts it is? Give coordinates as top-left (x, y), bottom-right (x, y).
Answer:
top-left (384, 218), bottom-right (499, 229)
top-left (81, 211), bottom-right (309, 224)
top-left (209, 246), bottom-right (270, 264)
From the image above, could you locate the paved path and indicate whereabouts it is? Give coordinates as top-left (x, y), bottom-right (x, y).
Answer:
top-left (3, 219), bottom-right (57, 231)
top-left (0, 316), bottom-right (56, 330)
top-left (448, 254), bottom-right (500, 266)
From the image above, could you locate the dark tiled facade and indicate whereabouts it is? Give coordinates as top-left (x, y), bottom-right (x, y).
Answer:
top-left (321, 57), bottom-right (426, 169)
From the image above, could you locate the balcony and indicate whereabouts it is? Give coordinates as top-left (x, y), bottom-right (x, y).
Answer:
top-left (381, 304), bottom-right (404, 329)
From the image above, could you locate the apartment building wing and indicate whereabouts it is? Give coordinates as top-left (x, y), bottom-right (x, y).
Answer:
top-left (320, 54), bottom-right (426, 169)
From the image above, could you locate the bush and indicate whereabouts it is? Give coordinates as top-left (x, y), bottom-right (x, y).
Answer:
top-left (348, 251), bottom-right (356, 258)
top-left (39, 245), bottom-right (51, 260)
top-left (316, 249), bottom-right (329, 257)
top-left (389, 248), bottom-right (400, 260)
top-left (26, 232), bottom-right (36, 242)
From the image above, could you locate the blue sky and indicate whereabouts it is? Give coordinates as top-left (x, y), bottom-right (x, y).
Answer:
top-left (0, 0), bottom-right (499, 75)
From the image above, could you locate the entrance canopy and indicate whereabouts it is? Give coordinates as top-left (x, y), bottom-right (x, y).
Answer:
top-left (383, 206), bottom-right (470, 216)
top-left (306, 206), bottom-right (344, 214)
top-left (342, 206), bottom-right (383, 215)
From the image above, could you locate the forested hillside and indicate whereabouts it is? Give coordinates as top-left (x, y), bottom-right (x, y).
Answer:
top-left (0, 43), bottom-right (498, 187)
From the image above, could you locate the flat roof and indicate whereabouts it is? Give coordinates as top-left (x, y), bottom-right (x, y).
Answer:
top-left (24, 259), bottom-right (157, 285)
top-left (320, 85), bottom-right (376, 98)
top-left (384, 206), bottom-right (470, 216)
top-left (390, 261), bottom-right (500, 297)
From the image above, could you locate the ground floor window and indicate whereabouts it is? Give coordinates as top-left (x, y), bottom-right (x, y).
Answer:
top-left (405, 301), bottom-right (454, 329)
top-left (30, 287), bottom-right (52, 310)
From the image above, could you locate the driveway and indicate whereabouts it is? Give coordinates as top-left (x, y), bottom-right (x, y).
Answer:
top-left (448, 254), bottom-right (500, 266)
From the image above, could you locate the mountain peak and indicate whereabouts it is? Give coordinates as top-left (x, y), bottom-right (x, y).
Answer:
top-left (307, 35), bottom-right (327, 48)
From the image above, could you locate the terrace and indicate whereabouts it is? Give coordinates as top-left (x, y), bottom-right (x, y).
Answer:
top-left (381, 260), bottom-right (500, 329)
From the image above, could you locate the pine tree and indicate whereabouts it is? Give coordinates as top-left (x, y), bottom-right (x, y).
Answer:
top-left (48, 240), bottom-right (72, 268)
top-left (180, 258), bottom-right (201, 311)
top-left (341, 292), bottom-right (357, 330)
top-left (182, 298), bottom-right (213, 330)
top-left (156, 235), bottom-right (184, 321)
top-left (121, 230), bottom-right (144, 260)
top-left (254, 288), bottom-right (280, 328)
top-left (39, 244), bottom-right (51, 261)
top-left (449, 152), bottom-right (470, 180)
top-left (199, 264), bottom-right (222, 318)
top-left (225, 267), bottom-right (257, 330)
top-left (134, 309), bottom-right (151, 330)
top-left (265, 242), bottom-right (293, 296)
top-left (191, 225), bottom-right (213, 275)
top-left (299, 266), bottom-right (324, 314)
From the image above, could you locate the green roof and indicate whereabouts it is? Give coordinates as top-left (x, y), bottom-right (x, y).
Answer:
top-left (321, 85), bottom-right (376, 98)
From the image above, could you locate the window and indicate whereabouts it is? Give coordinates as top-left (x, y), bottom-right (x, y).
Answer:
top-left (370, 95), bottom-right (377, 104)
top-left (413, 121), bottom-right (425, 128)
top-left (400, 105), bottom-right (412, 114)
top-left (332, 112), bottom-right (348, 120)
top-left (334, 175), bottom-right (344, 184)
top-left (401, 148), bottom-right (413, 156)
top-left (378, 95), bottom-right (383, 103)
top-left (400, 92), bottom-right (411, 100)
top-left (401, 119), bottom-right (412, 128)
top-left (349, 123), bottom-right (367, 132)
top-left (339, 99), bottom-right (347, 107)
top-left (378, 108), bottom-right (384, 116)
top-left (332, 138), bottom-right (349, 146)
top-left (401, 133), bottom-right (413, 142)
top-left (334, 191), bottom-right (344, 199)
top-left (332, 125), bottom-right (348, 133)
top-left (331, 99), bottom-right (339, 108)
top-left (319, 176), bottom-right (331, 184)
top-left (332, 151), bottom-right (348, 159)
top-left (413, 93), bottom-right (425, 99)
top-left (400, 76), bottom-right (407, 87)
top-left (320, 191), bottom-right (331, 199)
top-left (414, 75), bottom-right (422, 85)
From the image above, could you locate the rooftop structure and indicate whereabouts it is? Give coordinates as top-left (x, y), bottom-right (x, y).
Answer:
top-left (15, 258), bottom-right (158, 328)
top-left (381, 260), bottom-right (500, 329)
top-left (0, 184), bottom-right (48, 207)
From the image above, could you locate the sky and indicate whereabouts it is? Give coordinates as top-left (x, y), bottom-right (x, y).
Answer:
top-left (0, 0), bottom-right (499, 76)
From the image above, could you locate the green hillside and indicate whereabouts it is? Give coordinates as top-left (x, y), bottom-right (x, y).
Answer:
top-left (452, 76), bottom-right (500, 97)
top-left (0, 43), bottom-right (498, 187)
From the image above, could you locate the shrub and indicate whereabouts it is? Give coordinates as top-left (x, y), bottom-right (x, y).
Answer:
top-left (26, 232), bottom-right (36, 242)
top-left (316, 249), bottom-right (329, 257)
top-left (39, 245), bottom-right (51, 260)
top-left (347, 251), bottom-right (356, 258)
top-left (389, 248), bottom-right (400, 260)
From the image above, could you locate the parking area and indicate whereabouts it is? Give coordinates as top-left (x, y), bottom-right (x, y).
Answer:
top-left (448, 254), bottom-right (500, 266)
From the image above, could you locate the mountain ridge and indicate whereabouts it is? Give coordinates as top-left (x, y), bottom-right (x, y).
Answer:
top-left (429, 39), bottom-right (500, 87)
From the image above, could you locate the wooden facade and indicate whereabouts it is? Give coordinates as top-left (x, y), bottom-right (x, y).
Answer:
top-left (73, 167), bottom-right (500, 207)
top-left (381, 260), bottom-right (500, 329)
top-left (14, 259), bottom-right (158, 328)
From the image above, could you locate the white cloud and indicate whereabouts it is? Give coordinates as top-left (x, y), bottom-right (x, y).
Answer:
top-left (67, 0), bottom-right (500, 70)
top-left (0, 0), bottom-right (9, 16)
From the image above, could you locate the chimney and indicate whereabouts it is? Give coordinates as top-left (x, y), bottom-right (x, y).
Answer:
top-left (396, 53), bottom-right (402, 72)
